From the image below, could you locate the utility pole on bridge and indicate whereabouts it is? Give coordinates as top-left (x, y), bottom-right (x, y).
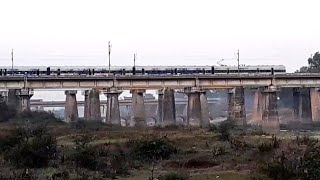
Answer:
top-left (11, 49), bottom-right (14, 76)
top-left (108, 41), bottom-right (112, 75)
top-left (237, 49), bottom-right (240, 74)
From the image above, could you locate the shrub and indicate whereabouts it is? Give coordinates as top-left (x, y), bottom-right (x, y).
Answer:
top-left (69, 120), bottom-right (106, 131)
top-left (217, 120), bottom-right (234, 141)
top-left (258, 143), bottom-right (273, 153)
top-left (1, 125), bottom-right (57, 168)
top-left (0, 102), bottom-right (16, 122)
top-left (128, 137), bottom-right (177, 162)
top-left (158, 172), bottom-right (189, 180)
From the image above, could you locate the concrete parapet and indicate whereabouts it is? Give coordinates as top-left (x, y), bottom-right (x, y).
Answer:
top-left (130, 89), bottom-right (146, 127)
top-left (16, 89), bottom-right (34, 113)
top-left (104, 88), bottom-right (122, 125)
top-left (227, 87), bottom-right (246, 125)
top-left (64, 90), bottom-right (78, 122)
top-left (261, 86), bottom-right (280, 133)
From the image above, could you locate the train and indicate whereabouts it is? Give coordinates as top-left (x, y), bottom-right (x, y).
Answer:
top-left (0, 65), bottom-right (286, 76)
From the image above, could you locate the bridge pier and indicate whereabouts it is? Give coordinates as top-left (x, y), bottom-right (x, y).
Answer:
top-left (161, 88), bottom-right (176, 126)
top-left (261, 86), bottom-right (280, 133)
top-left (64, 90), bottom-right (78, 122)
top-left (7, 89), bottom-right (19, 108)
top-left (84, 90), bottom-right (90, 120)
top-left (16, 89), bottom-right (34, 113)
top-left (0, 90), bottom-right (8, 102)
top-left (200, 91), bottom-right (210, 128)
top-left (84, 89), bottom-right (101, 121)
top-left (228, 87), bottom-right (246, 125)
top-left (292, 88), bottom-right (312, 122)
top-left (185, 87), bottom-right (209, 127)
top-left (157, 90), bottom-right (164, 125)
top-left (251, 88), bottom-right (263, 125)
top-left (310, 88), bottom-right (320, 122)
top-left (104, 88), bottom-right (122, 125)
top-left (131, 89), bottom-right (146, 127)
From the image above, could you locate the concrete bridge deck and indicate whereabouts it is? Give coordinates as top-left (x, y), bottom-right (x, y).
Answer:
top-left (1, 74), bottom-right (320, 89)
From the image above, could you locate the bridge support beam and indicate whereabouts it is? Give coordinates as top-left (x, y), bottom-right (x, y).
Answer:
top-left (161, 88), bottom-right (176, 126)
top-left (185, 87), bottom-right (210, 127)
top-left (261, 86), bottom-right (279, 133)
top-left (64, 90), bottom-right (78, 122)
top-left (131, 89), bottom-right (146, 127)
top-left (16, 89), bottom-right (34, 113)
top-left (104, 88), bottom-right (122, 125)
top-left (310, 88), bottom-right (320, 122)
top-left (251, 88), bottom-right (263, 125)
top-left (227, 87), bottom-right (246, 125)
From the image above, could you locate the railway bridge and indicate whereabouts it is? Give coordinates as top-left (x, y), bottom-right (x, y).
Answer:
top-left (1, 73), bottom-right (320, 132)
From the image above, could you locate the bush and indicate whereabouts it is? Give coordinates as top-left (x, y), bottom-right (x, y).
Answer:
top-left (0, 102), bottom-right (16, 122)
top-left (262, 143), bottom-right (320, 180)
top-left (72, 135), bottom-right (131, 177)
top-left (69, 120), bottom-right (106, 131)
top-left (258, 143), bottom-right (273, 153)
top-left (128, 137), bottom-right (177, 162)
top-left (158, 172), bottom-right (189, 180)
top-left (1, 125), bottom-right (57, 168)
top-left (217, 120), bottom-right (235, 141)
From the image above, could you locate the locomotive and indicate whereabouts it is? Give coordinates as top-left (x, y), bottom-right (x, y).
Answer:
top-left (0, 65), bottom-right (286, 76)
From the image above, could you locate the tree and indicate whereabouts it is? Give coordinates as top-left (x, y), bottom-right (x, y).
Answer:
top-left (299, 52), bottom-right (320, 73)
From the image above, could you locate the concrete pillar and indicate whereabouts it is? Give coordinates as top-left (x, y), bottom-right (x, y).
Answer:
top-left (89, 89), bottom-right (101, 121)
top-left (228, 87), bottom-right (246, 125)
top-left (7, 89), bottom-right (19, 107)
top-left (104, 88), bottom-right (122, 125)
top-left (16, 89), bottom-right (34, 113)
top-left (200, 91), bottom-right (210, 128)
top-left (185, 87), bottom-right (209, 127)
top-left (292, 88), bottom-right (300, 121)
top-left (131, 89), bottom-right (146, 127)
top-left (261, 86), bottom-right (280, 133)
top-left (64, 90), bottom-right (78, 122)
top-left (162, 88), bottom-right (176, 126)
top-left (251, 88), bottom-right (263, 125)
top-left (157, 90), bottom-right (164, 125)
top-left (83, 90), bottom-right (90, 120)
top-left (300, 88), bottom-right (312, 122)
top-left (187, 91), bottom-right (201, 126)
top-left (310, 88), bottom-right (320, 122)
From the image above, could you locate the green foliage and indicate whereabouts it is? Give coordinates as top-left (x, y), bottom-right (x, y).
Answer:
top-left (72, 135), bottom-right (131, 177)
top-left (298, 52), bottom-right (320, 73)
top-left (129, 137), bottom-right (177, 162)
top-left (262, 142), bottom-right (320, 180)
top-left (158, 172), bottom-right (189, 180)
top-left (0, 102), bottom-right (16, 122)
top-left (1, 125), bottom-right (57, 168)
top-left (217, 120), bottom-right (234, 141)
top-left (258, 142), bottom-right (273, 153)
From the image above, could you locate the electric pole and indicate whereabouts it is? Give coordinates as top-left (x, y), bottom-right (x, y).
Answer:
top-left (11, 49), bottom-right (14, 75)
top-left (134, 53), bottom-right (136, 67)
top-left (108, 41), bottom-right (112, 75)
top-left (237, 49), bottom-right (240, 74)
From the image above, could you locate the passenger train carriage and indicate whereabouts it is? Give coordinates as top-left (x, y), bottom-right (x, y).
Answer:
top-left (0, 65), bottom-right (286, 76)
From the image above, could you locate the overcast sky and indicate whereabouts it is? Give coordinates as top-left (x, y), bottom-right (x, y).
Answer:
top-left (0, 0), bottom-right (319, 73)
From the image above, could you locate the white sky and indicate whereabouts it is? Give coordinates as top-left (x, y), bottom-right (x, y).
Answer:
top-left (0, 0), bottom-right (319, 73)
